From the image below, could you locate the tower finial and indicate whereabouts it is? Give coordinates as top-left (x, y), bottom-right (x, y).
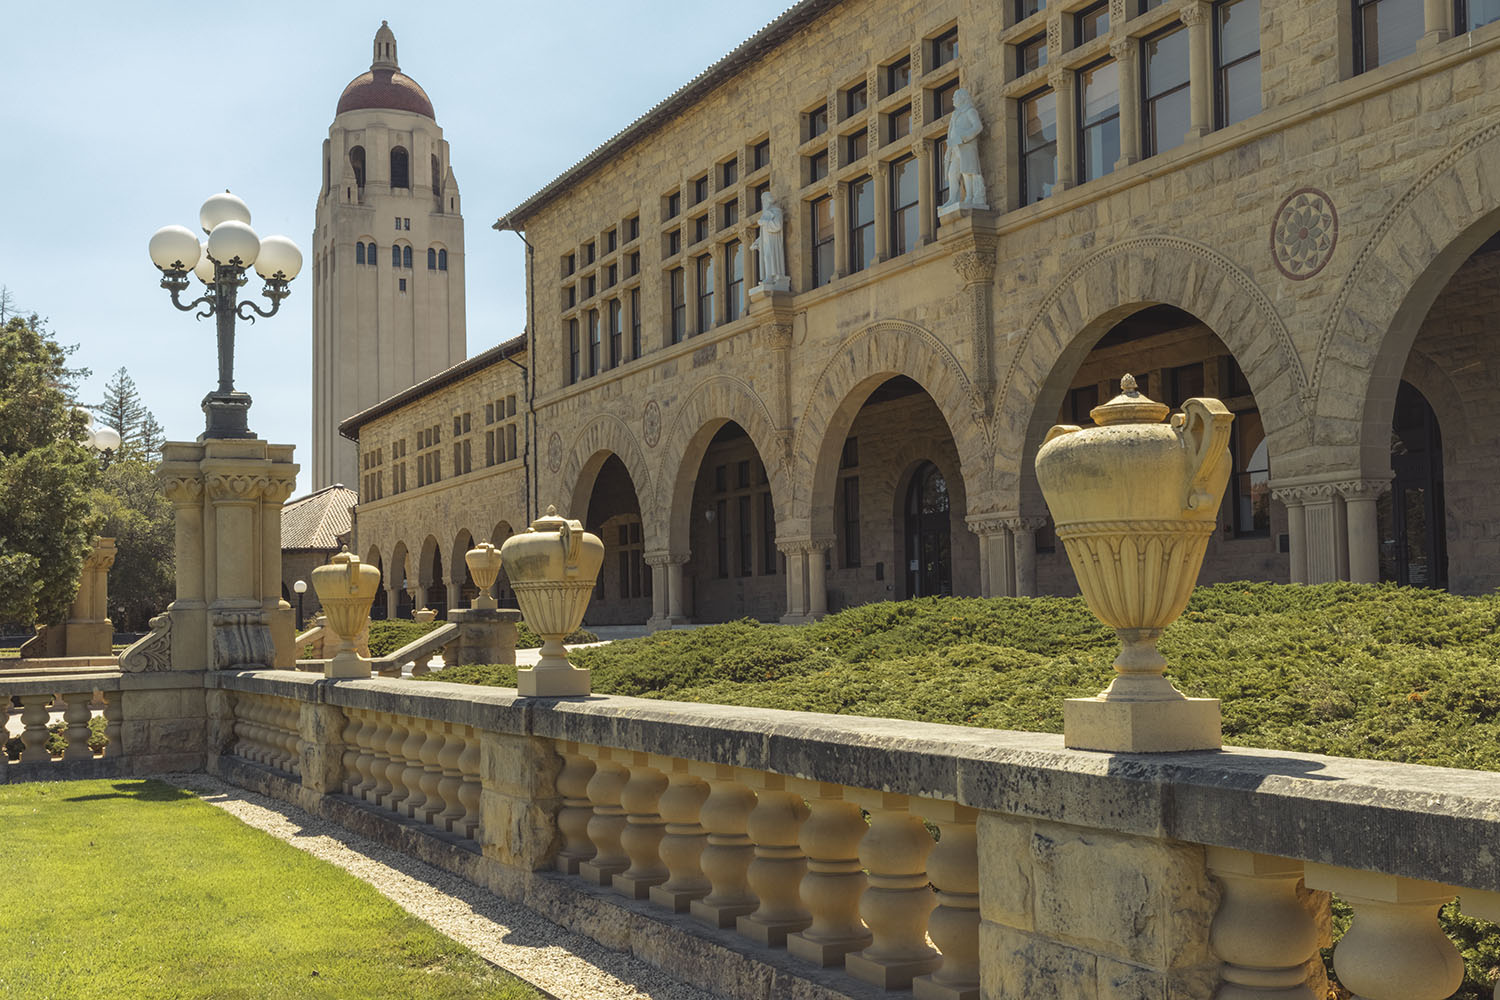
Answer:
top-left (372, 21), bottom-right (398, 72)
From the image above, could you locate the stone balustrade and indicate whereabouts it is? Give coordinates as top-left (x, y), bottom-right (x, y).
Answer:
top-left (200, 669), bottom-right (1500, 1000)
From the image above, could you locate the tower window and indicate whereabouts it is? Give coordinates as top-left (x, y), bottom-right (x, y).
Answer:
top-left (438, 249), bottom-right (447, 270)
top-left (390, 146), bottom-right (410, 188)
top-left (427, 248), bottom-right (437, 270)
top-left (402, 245), bottom-right (412, 269)
top-left (356, 242), bottom-right (366, 265)
top-left (349, 146), bottom-right (366, 189)
top-left (392, 245), bottom-right (401, 268)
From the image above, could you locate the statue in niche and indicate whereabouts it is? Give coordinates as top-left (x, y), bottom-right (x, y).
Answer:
top-left (752, 193), bottom-right (789, 290)
top-left (940, 88), bottom-right (989, 213)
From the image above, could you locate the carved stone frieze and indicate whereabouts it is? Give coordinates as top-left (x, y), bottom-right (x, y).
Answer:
top-left (206, 473), bottom-right (270, 503)
top-left (163, 476), bottom-right (205, 505)
top-left (211, 609), bottom-right (275, 669)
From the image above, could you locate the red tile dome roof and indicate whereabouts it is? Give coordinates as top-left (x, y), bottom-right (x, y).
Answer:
top-left (336, 68), bottom-right (435, 120)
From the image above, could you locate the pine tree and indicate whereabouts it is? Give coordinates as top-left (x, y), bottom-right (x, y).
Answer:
top-left (139, 413), bottom-right (166, 463)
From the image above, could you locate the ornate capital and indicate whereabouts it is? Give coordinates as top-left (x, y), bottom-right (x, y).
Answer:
top-left (1179, 0), bottom-right (1209, 26)
top-left (1047, 69), bottom-right (1068, 93)
top-left (207, 473), bottom-right (270, 503)
top-left (953, 247), bottom-right (998, 286)
top-left (764, 321), bottom-right (793, 349)
top-left (1271, 483), bottom-right (1338, 504)
top-left (262, 477), bottom-right (297, 505)
top-left (1004, 516), bottom-right (1051, 533)
top-left (965, 512), bottom-right (1011, 536)
top-left (1109, 37), bottom-right (1132, 62)
top-left (163, 476), bottom-right (205, 506)
top-left (1336, 479), bottom-right (1390, 500)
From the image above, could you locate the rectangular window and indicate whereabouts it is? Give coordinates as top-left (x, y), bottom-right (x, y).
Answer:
top-left (587, 310), bottom-right (601, 376)
top-left (752, 139), bottom-right (771, 170)
top-left (626, 216), bottom-right (639, 242)
top-left (696, 254), bottom-right (715, 332)
top-left (670, 268), bottom-right (686, 342)
top-left (628, 251), bottom-right (640, 276)
top-left (694, 215), bottom-right (709, 244)
top-left (1215, 0), bottom-right (1262, 127)
top-left (564, 285), bottom-right (575, 308)
top-left (811, 195), bottom-right (836, 287)
top-left (886, 56), bottom-right (912, 93)
top-left (693, 175), bottom-right (709, 204)
top-left (1018, 32), bottom-right (1048, 74)
top-left (506, 424), bottom-right (517, 462)
top-left (762, 492), bottom-right (777, 576)
top-left (723, 200), bottom-right (739, 227)
top-left (841, 437), bottom-right (859, 469)
top-left (845, 81), bottom-right (869, 118)
top-left (887, 104), bottom-right (912, 143)
top-left (1354, 0), bottom-right (1422, 72)
top-left (630, 288), bottom-right (642, 358)
top-left (484, 402), bottom-right (494, 425)
top-left (725, 240), bottom-right (744, 322)
top-left (1020, 89), bottom-right (1058, 205)
top-left (737, 460), bottom-right (751, 490)
top-left (715, 499), bottom-right (729, 578)
top-left (608, 299), bottom-right (622, 368)
top-left (667, 229), bottom-right (682, 256)
top-left (1068, 384), bottom-right (1100, 424)
top-left (564, 253), bottom-right (575, 276)
top-left (934, 136), bottom-right (950, 207)
top-left (1077, 59), bottom-right (1121, 183)
top-left (808, 104), bottom-right (829, 139)
top-left (843, 476), bottom-right (862, 568)
top-left (1460, 0), bottom-right (1500, 29)
top-left (738, 494), bottom-right (753, 577)
top-left (486, 430), bottom-right (495, 466)
top-left (1076, 1), bottom-right (1110, 42)
top-left (453, 416), bottom-right (462, 437)
top-left (583, 275), bottom-right (596, 299)
top-left (584, 241), bottom-right (595, 264)
top-left (606, 263), bottom-right (617, 288)
top-left (567, 320), bottom-right (579, 383)
top-left (847, 130), bottom-right (869, 162)
top-left (722, 160), bottom-right (738, 187)
top-left (606, 229), bottom-right (617, 253)
top-left (849, 176), bottom-right (876, 270)
top-left (1017, 0), bottom-right (1047, 17)
top-left (1231, 409), bottom-right (1269, 536)
top-left (890, 156), bottom-right (919, 256)
top-left (1142, 25), bottom-right (1191, 157)
top-left (667, 191), bottom-right (682, 219)
top-left (932, 25), bottom-right (959, 65)
top-left (754, 181), bottom-right (771, 212)
top-left (808, 150), bottom-right (829, 182)
top-left (933, 78), bottom-right (960, 119)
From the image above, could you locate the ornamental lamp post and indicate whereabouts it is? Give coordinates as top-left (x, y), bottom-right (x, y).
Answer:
top-left (77, 408), bottom-right (121, 465)
top-left (293, 579), bottom-right (307, 630)
top-left (147, 192), bottom-right (302, 440)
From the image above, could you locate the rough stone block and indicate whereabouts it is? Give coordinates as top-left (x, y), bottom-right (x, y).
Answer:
top-left (150, 718), bottom-right (207, 755)
top-left (980, 921), bottom-right (1097, 1000)
top-left (480, 732), bottom-right (560, 799)
top-left (299, 703), bottom-right (348, 795)
top-left (977, 812), bottom-right (1034, 929)
top-left (480, 789), bottom-right (559, 870)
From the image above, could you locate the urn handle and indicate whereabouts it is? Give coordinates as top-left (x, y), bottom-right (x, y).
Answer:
top-left (1043, 424), bottom-right (1082, 445)
top-left (1173, 397), bottom-right (1234, 511)
top-left (558, 518), bottom-right (583, 572)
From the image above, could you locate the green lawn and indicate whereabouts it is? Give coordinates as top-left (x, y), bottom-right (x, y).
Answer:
top-left (0, 780), bottom-right (545, 1000)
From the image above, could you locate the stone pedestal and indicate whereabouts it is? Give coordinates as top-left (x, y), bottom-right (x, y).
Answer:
top-left (1063, 696), bottom-right (1223, 753)
top-left (160, 438), bottom-right (299, 671)
top-left (19, 537), bottom-right (117, 658)
top-left (446, 607), bottom-right (520, 666)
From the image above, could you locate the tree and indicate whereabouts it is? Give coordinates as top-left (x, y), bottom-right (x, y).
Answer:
top-left (90, 458), bottom-right (173, 631)
top-left (0, 313), bottom-right (98, 628)
top-left (95, 367), bottom-right (155, 464)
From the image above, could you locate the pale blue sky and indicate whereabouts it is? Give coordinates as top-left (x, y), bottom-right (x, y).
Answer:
top-left (0, 1), bottom-right (792, 494)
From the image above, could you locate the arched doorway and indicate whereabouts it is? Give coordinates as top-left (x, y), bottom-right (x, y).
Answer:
top-left (571, 453), bottom-right (650, 626)
top-left (904, 462), bottom-right (952, 597)
top-left (1378, 381), bottom-right (1447, 588)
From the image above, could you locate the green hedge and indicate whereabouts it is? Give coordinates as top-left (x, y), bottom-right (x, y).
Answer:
top-left (366, 618), bottom-right (597, 657)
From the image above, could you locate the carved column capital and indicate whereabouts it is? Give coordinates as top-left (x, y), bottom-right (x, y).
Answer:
top-left (163, 476), bottom-right (205, 506)
top-left (1335, 479), bottom-right (1391, 500)
top-left (1179, 0), bottom-right (1209, 26)
top-left (1109, 36), bottom-right (1132, 61)
top-left (1004, 516), bottom-right (1051, 533)
top-left (953, 246), bottom-right (997, 286)
top-left (206, 473), bottom-right (270, 503)
top-left (1271, 482), bottom-right (1339, 504)
top-left (261, 477), bottom-right (297, 505)
top-left (964, 513), bottom-right (1012, 537)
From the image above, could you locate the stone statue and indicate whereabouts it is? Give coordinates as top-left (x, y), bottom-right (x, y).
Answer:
top-left (940, 89), bottom-right (988, 213)
top-left (752, 194), bottom-right (789, 290)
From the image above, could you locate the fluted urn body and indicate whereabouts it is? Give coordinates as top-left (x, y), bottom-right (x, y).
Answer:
top-left (311, 551), bottom-right (382, 678)
top-left (464, 542), bottom-right (505, 610)
top-left (1034, 375), bottom-right (1233, 751)
top-left (500, 505), bottom-right (603, 696)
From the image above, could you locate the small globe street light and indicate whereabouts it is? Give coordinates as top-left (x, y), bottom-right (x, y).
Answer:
top-left (148, 192), bottom-right (302, 440)
top-left (293, 578), bottom-right (308, 630)
top-left (77, 407), bottom-right (121, 465)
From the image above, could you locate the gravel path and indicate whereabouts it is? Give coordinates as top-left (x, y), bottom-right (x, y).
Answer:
top-left (163, 772), bottom-right (721, 1000)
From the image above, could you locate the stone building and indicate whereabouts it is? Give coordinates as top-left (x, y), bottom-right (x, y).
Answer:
top-left (311, 21), bottom-right (467, 492)
top-left (349, 0), bottom-right (1500, 626)
top-left (279, 484), bottom-right (358, 625)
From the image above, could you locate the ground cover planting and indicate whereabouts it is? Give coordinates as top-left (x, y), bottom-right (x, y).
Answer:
top-left (367, 618), bottom-right (596, 657)
top-left (0, 779), bottom-right (545, 1000)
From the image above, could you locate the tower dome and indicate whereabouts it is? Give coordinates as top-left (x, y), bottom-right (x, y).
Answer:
top-left (336, 21), bottom-right (435, 120)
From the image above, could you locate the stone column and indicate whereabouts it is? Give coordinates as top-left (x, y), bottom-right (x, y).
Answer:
top-left (644, 554), bottom-right (671, 629)
top-left (163, 471), bottom-right (207, 668)
top-left (444, 580), bottom-right (461, 616)
top-left (260, 474), bottom-right (297, 668)
top-left (383, 585), bottom-right (399, 621)
top-left (1340, 479), bottom-right (1388, 585)
top-left (780, 541), bottom-right (809, 623)
top-left (1303, 487), bottom-right (1344, 584)
top-left (1111, 38), bottom-right (1141, 167)
top-left (1303, 865), bottom-right (1463, 1000)
top-left (967, 516), bottom-right (1014, 598)
top-left (1051, 70), bottom-right (1076, 191)
top-left (949, 230), bottom-right (998, 402)
top-left (61, 537), bottom-right (117, 656)
top-left (1274, 487), bottom-right (1309, 584)
top-left (1422, 0), bottom-right (1454, 45)
top-left (666, 555), bottom-right (689, 623)
top-left (807, 541), bottom-right (831, 620)
top-left (1008, 517), bottom-right (1047, 597)
top-left (1182, 0), bottom-right (1213, 138)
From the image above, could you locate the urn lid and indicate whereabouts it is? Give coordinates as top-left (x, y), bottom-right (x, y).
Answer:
top-left (1089, 374), bottom-right (1171, 426)
top-left (527, 504), bottom-right (573, 533)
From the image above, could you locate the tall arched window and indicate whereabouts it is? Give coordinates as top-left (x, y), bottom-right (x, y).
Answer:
top-left (402, 245), bottom-right (412, 269)
top-left (905, 462), bottom-right (952, 598)
top-left (427, 248), bottom-right (437, 270)
top-left (392, 245), bottom-right (401, 268)
top-left (390, 146), bottom-right (410, 188)
top-left (349, 146), bottom-right (366, 189)
top-left (438, 249), bottom-right (448, 271)
top-left (356, 242), bottom-right (366, 265)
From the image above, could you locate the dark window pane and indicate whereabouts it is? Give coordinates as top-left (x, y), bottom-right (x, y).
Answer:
top-left (888, 105), bottom-right (911, 143)
top-left (1020, 90), bottom-right (1057, 204)
top-left (887, 56), bottom-right (911, 92)
top-left (932, 26), bottom-right (959, 65)
top-left (753, 140), bottom-right (771, 170)
top-left (890, 157), bottom-right (920, 256)
top-left (1018, 33), bottom-right (1048, 74)
top-left (933, 79), bottom-right (959, 118)
top-left (723, 160), bottom-right (738, 187)
top-left (934, 137), bottom-right (950, 206)
top-left (725, 240), bottom-right (744, 322)
top-left (1078, 60), bottom-right (1120, 182)
top-left (1076, 2), bottom-right (1109, 41)
top-left (1357, 0), bottom-right (1422, 71)
top-left (812, 196), bottom-right (836, 287)
top-left (847, 130), bottom-right (868, 161)
top-left (809, 105), bottom-right (828, 138)
top-left (809, 151), bottom-right (829, 182)
top-left (846, 82), bottom-right (868, 117)
top-left (1016, 0), bottom-right (1046, 18)
top-left (1221, 54), bottom-right (1261, 126)
top-left (849, 176), bottom-right (875, 273)
top-left (1468, 0), bottom-right (1500, 27)
top-left (696, 254), bottom-right (715, 331)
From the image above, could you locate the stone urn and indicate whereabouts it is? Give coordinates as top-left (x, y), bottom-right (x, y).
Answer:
top-left (1034, 374), bottom-right (1233, 752)
top-left (464, 542), bottom-right (504, 611)
top-left (310, 551), bottom-right (382, 678)
top-left (500, 505), bottom-right (604, 696)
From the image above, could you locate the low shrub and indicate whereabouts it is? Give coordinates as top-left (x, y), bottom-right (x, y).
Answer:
top-left (4, 713), bottom-right (108, 761)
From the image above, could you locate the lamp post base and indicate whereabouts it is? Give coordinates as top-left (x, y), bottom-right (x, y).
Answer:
top-left (200, 391), bottom-right (255, 440)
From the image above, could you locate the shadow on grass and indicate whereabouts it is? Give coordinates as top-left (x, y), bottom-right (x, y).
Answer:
top-left (64, 779), bottom-right (196, 803)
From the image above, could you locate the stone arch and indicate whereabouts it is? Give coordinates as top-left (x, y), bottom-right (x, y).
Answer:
top-left (1399, 349), bottom-right (1475, 452)
top-left (1313, 121), bottom-right (1500, 477)
top-left (417, 534), bottom-right (441, 589)
top-left (793, 319), bottom-right (991, 537)
top-left (654, 374), bottom-right (788, 554)
top-left (389, 540), bottom-right (411, 592)
top-left (450, 528), bottom-right (475, 584)
top-left (363, 543), bottom-right (382, 571)
top-left (558, 413), bottom-right (653, 526)
top-left (490, 520), bottom-right (515, 547)
top-left (1000, 236), bottom-right (1307, 507)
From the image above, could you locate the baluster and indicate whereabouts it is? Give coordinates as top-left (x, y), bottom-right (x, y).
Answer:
top-left (454, 726), bottom-right (482, 841)
top-left (19, 694), bottom-right (53, 763)
top-left (788, 781), bottom-right (870, 967)
top-left (690, 763), bottom-right (759, 928)
top-left (554, 741), bottom-right (598, 875)
top-left (61, 692), bottom-right (93, 761)
top-left (281, 699), bottom-right (303, 776)
top-left (846, 791), bottom-right (940, 989)
top-left (349, 712), bottom-right (377, 799)
top-left (613, 752), bottom-right (669, 899)
top-left (366, 713), bottom-right (395, 805)
top-left (738, 772), bottom-right (811, 947)
top-left (435, 723), bottom-right (467, 833)
top-left (1, 692), bottom-right (12, 762)
top-left (914, 802), bottom-right (980, 1000)
top-left (382, 715), bottom-right (411, 813)
top-left (102, 692), bottom-right (122, 759)
top-left (338, 710), bottom-right (362, 795)
top-left (649, 758), bottom-right (710, 912)
top-left (415, 720), bottom-right (445, 825)
top-left (1304, 865), bottom-right (1463, 1000)
top-left (1206, 849), bottom-right (1321, 1000)
top-left (248, 699), bottom-right (270, 763)
top-left (579, 746), bottom-right (630, 886)
top-left (398, 717), bottom-right (428, 819)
